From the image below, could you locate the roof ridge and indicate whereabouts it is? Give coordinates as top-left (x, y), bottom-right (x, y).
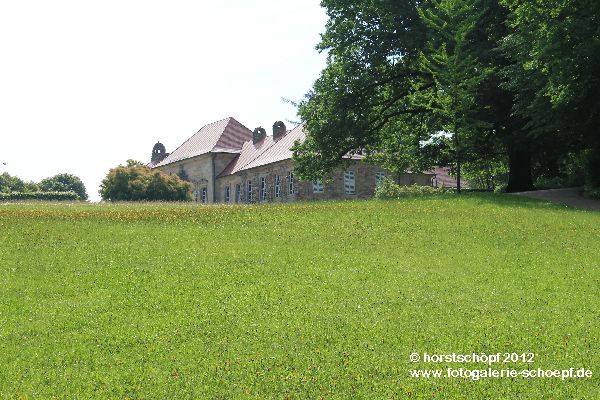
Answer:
top-left (154, 117), bottom-right (232, 167)
top-left (238, 123), bottom-right (305, 172)
top-left (211, 117), bottom-right (253, 152)
top-left (218, 137), bottom-right (278, 177)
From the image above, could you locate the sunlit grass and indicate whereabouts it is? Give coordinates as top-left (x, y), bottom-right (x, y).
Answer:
top-left (1, 195), bottom-right (599, 398)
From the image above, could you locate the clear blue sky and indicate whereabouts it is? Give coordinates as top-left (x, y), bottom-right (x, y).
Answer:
top-left (0, 0), bottom-right (327, 201)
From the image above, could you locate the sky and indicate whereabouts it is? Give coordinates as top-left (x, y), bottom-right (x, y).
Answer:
top-left (0, 0), bottom-right (328, 201)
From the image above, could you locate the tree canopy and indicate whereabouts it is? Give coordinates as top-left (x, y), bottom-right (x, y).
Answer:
top-left (100, 160), bottom-right (192, 201)
top-left (40, 173), bottom-right (88, 201)
top-left (295, 0), bottom-right (599, 192)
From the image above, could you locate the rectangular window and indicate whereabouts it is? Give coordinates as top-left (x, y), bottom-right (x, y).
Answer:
top-left (344, 171), bottom-right (355, 195)
top-left (288, 172), bottom-right (295, 195)
top-left (201, 187), bottom-right (207, 203)
top-left (235, 184), bottom-right (241, 203)
top-left (275, 175), bottom-right (281, 198)
top-left (260, 176), bottom-right (267, 201)
top-left (247, 180), bottom-right (253, 202)
top-left (313, 179), bottom-right (324, 193)
top-left (376, 172), bottom-right (385, 186)
top-left (224, 186), bottom-right (230, 203)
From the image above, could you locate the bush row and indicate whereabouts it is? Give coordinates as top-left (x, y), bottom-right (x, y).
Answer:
top-left (375, 179), bottom-right (451, 199)
top-left (0, 191), bottom-right (80, 201)
top-left (584, 186), bottom-right (600, 200)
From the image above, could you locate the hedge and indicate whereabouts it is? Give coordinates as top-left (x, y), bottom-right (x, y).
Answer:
top-left (375, 179), bottom-right (452, 199)
top-left (0, 191), bottom-right (80, 201)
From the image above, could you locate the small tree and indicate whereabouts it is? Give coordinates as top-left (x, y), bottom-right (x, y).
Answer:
top-left (40, 173), bottom-right (88, 200)
top-left (99, 160), bottom-right (192, 201)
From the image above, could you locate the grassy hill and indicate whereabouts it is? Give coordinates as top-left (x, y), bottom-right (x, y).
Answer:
top-left (1, 195), bottom-right (599, 398)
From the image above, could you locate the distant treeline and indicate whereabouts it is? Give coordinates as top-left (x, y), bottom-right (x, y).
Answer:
top-left (0, 172), bottom-right (88, 201)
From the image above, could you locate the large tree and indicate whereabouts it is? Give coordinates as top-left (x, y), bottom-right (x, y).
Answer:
top-left (294, 0), bottom-right (545, 192)
top-left (293, 0), bottom-right (433, 179)
top-left (501, 0), bottom-right (600, 189)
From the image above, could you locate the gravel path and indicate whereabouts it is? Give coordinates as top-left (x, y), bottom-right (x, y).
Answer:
top-left (512, 187), bottom-right (600, 211)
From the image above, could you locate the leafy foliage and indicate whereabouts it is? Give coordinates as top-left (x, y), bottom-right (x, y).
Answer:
top-left (100, 160), bottom-right (192, 201)
top-left (0, 172), bottom-right (39, 193)
top-left (500, 0), bottom-right (600, 189)
top-left (462, 159), bottom-right (508, 190)
top-left (296, 0), bottom-right (598, 192)
top-left (40, 173), bottom-right (88, 200)
top-left (375, 179), bottom-right (451, 199)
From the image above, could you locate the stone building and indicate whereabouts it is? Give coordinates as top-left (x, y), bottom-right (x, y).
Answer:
top-left (149, 117), bottom-right (434, 204)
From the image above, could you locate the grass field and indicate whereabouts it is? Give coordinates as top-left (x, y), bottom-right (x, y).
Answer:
top-left (1, 194), bottom-right (599, 398)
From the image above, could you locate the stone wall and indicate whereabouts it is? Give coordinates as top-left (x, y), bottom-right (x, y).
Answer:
top-left (215, 159), bottom-right (434, 204)
top-left (157, 153), bottom-right (237, 203)
top-left (215, 159), bottom-right (299, 203)
top-left (159, 153), bottom-right (434, 204)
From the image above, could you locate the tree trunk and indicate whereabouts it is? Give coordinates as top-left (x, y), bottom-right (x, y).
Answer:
top-left (505, 143), bottom-right (534, 192)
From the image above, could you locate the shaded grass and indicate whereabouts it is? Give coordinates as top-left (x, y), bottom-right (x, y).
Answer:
top-left (0, 194), bottom-right (599, 398)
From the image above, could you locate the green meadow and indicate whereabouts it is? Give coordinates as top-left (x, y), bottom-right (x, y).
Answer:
top-left (1, 195), bottom-right (599, 399)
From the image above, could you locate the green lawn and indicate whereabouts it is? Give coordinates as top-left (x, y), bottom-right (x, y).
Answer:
top-left (1, 195), bottom-right (599, 399)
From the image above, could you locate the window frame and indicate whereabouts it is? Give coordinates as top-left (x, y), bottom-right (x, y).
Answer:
top-left (313, 179), bottom-right (324, 193)
top-left (260, 176), bottom-right (267, 201)
top-left (288, 171), bottom-right (295, 195)
top-left (224, 185), bottom-right (230, 203)
top-left (275, 175), bottom-right (281, 198)
top-left (344, 170), bottom-right (356, 195)
top-left (247, 180), bottom-right (253, 202)
top-left (235, 184), bottom-right (241, 203)
top-left (375, 172), bottom-right (386, 187)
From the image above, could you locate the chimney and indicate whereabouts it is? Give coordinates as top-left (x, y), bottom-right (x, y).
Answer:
top-left (272, 121), bottom-right (287, 140)
top-left (253, 127), bottom-right (266, 144)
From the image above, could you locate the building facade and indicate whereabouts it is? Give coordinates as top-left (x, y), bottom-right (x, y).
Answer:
top-left (149, 117), bottom-right (434, 204)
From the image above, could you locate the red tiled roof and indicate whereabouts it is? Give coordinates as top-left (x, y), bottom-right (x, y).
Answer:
top-left (154, 117), bottom-right (252, 167)
top-left (219, 123), bottom-right (364, 176)
top-left (241, 124), bottom-right (306, 170)
top-left (219, 124), bottom-right (305, 177)
top-left (218, 135), bottom-right (278, 176)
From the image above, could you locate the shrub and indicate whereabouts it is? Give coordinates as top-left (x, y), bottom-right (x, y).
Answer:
top-left (534, 176), bottom-right (566, 190)
top-left (493, 184), bottom-right (507, 194)
top-left (584, 186), bottom-right (600, 199)
top-left (375, 179), bottom-right (450, 199)
top-left (0, 191), bottom-right (80, 201)
top-left (584, 148), bottom-right (600, 188)
top-left (100, 160), bottom-right (192, 201)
